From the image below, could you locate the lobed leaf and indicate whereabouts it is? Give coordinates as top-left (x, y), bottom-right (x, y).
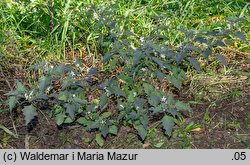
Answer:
top-left (162, 115), bottom-right (175, 136)
top-left (8, 96), bottom-right (18, 112)
top-left (23, 105), bottom-right (38, 125)
top-left (189, 57), bottom-right (202, 72)
top-left (95, 134), bottom-right (104, 147)
top-left (135, 124), bottom-right (148, 141)
top-left (216, 54), bottom-right (227, 66)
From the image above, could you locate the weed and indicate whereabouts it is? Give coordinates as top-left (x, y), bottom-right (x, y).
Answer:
top-left (0, 0), bottom-right (249, 147)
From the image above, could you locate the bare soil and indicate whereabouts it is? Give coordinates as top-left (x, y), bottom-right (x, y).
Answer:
top-left (0, 53), bottom-right (249, 149)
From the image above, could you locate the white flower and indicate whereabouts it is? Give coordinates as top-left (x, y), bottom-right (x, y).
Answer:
top-left (136, 106), bottom-right (140, 110)
top-left (72, 94), bottom-right (76, 98)
top-left (100, 120), bottom-right (106, 124)
top-left (29, 90), bottom-right (34, 96)
top-left (24, 93), bottom-right (28, 100)
top-left (93, 13), bottom-right (99, 19)
top-left (119, 104), bottom-right (124, 109)
top-left (46, 87), bottom-right (51, 93)
top-left (140, 37), bottom-right (145, 43)
top-left (132, 46), bottom-right (137, 50)
top-left (76, 63), bottom-right (80, 67)
top-left (50, 65), bottom-right (54, 69)
top-left (94, 106), bottom-right (98, 109)
top-left (104, 87), bottom-right (110, 96)
top-left (86, 68), bottom-right (90, 73)
top-left (141, 68), bottom-right (146, 72)
top-left (161, 96), bottom-right (167, 103)
top-left (202, 43), bottom-right (208, 47)
top-left (133, 92), bottom-right (137, 97)
top-left (70, 71), bottom-right (76, 77)
top-left (87, 111), bottom-right (91, 114)
top-left (106, 91), bottom-right (111, 96)
top-left (160, 54), bottom-right (166, 58)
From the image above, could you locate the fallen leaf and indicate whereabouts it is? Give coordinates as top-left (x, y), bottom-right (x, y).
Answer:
top-left (143, 143), bottom-right (151, 149)
top-left (191, 127), bottom-right (205, 133)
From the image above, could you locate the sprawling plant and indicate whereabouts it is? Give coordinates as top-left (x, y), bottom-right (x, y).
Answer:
top-left (4, 3), bottom-right (248, 142)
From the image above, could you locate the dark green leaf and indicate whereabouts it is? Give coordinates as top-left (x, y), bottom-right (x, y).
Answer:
top-left (95, 134), bottom-right (104, 147)
top-left (127, 91), bottom-right (136, 103)
top-left (52, 64), bottom-right (66, 76)
top-left (87, 68), bottom-right (99, 74)
top-left (118, 74), bottom-right (133, 85)
top-left (58, 91), bottom-right (69, 101)
top-left (128, 111), bottom-right (138, 120)
top-left (72, 97), bottom-right (87, 105)
top-left (135, 124), bottom-right (148, 140)
top-left (235, 31), bottom-right (247, 42)
top-left (140, 115), bottom-right (149, 128)
top-left (165, 108), bottom-right (178, 117)
top-left (133, 53), bottom-right (143, 66)
top-left (110, 86), bottom-right (126, 97)
top-left (16, 81), bottom-right (26, 93)
top-left (175, 101), bottom-right (191, 112)
top-left (85, 77), bottom-right (94, 86)
top-left (150, 106), bottom-right (163, 114)
top-left (189, 57), bottom-right (202, 72)
top-left (175, 52), bottom-right (186, 65)
top-left (86, 104), bottom-right (97, 112)
top-left (101, 124), bottom-right (109, 138)
top-left (101, 112), bottom-right (111, 118)
top-left (152, 57), bottom-right (164, 68)
top-left (156, 70), bottom-right (165, 82)
top-left (33, 93), bottom-right (49, 101)
top-left (65, 103), bottom-right (76, 119)
top-left (202, 46), bottom-right (212, 59)
top-left (148, 93), bottom-right (161, 107)
top-left (103, 52), bottom-right (112, 63)
top-left (64, 117), bottom-right (74, 123)
top-left (88, 121), bottom-right (99, 129)
top-left (162, 115), bottom-right (175, 136)
top-left (8, 96), bottom-right (18, 112)
top-left (23, 105), bottom-right (38, 125)
top-left (77, 117), bottom-right (89, 126)
top-left (134, 98), bottom-right (146, 110)
top-left (194, 36), bottom-right (207, 44)
top-left (109, 125), bottom-right (118, 135)
top-left (143, 83), bottom-right (154, 94)
top-left (56, 113), bottom-right (66, 125)
top-left (216, 54), bottom-right (227, 66)
top-left (38, 76), bottom-right (51, 92)
top-left (166, 75), bottom-right (182, 90)
top-left (99, 94), bottom-right (108, 110)
top-left (213, 40), bottom-right (226, 47)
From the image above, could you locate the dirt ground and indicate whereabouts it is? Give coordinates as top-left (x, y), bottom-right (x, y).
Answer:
top-left (0, 51), bottom-right (249, 149)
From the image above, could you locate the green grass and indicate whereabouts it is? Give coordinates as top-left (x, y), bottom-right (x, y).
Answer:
top-left (0, 0), bottom-right (249, 149)
top-left (0, 0), bottom-right (249, 62)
